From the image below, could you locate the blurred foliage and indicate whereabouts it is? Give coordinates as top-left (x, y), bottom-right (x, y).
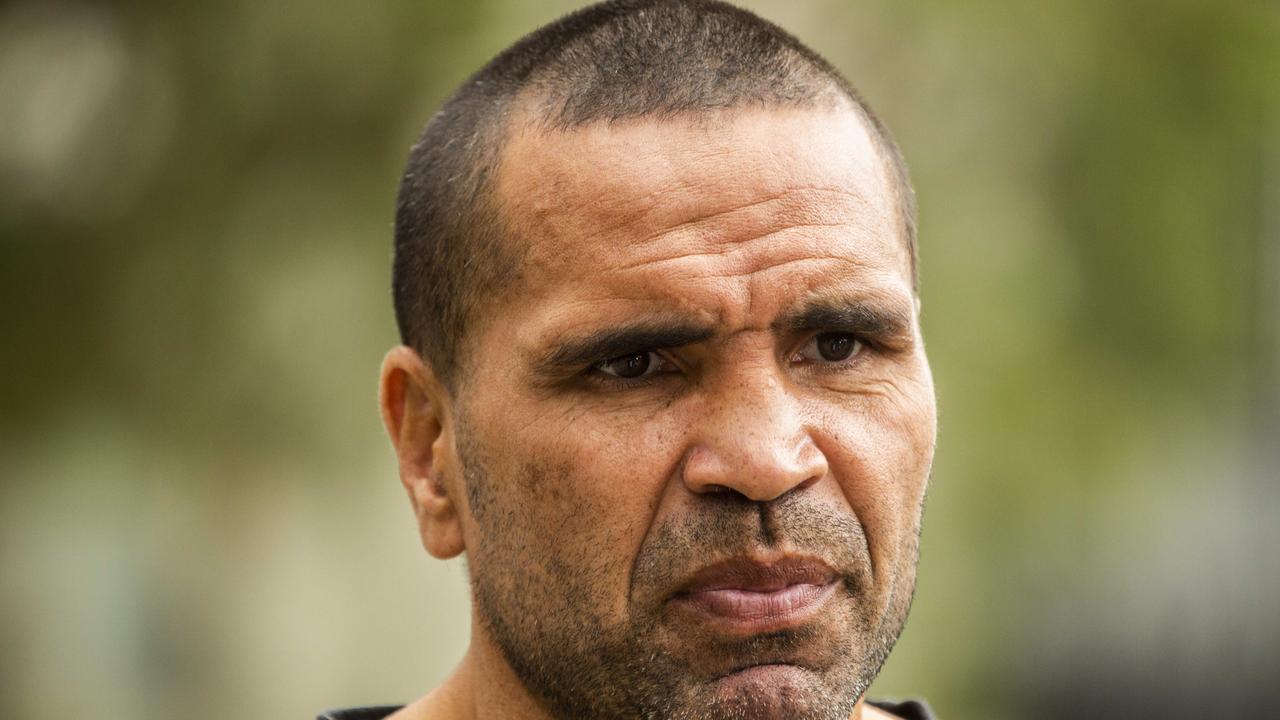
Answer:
top-left (1, 2), bottom-right (1276, 719)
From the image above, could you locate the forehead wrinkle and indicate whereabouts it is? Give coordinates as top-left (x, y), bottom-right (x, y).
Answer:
top-left (496, 109), bottom-right (893, 256)
top-left (515, 256), bottom-right (912, 372)
top-left (515, 219), bottom-right (905, 339)
top-left (660, 256), bottom-right (897, 335)
top-left (606, 220), bottom-right (881, 276)
top-left (625, 184), bottom-right (881, 251)
top-left (490, 107), bottom-right (912, 357)
top-left (508, 173), bottom-right (675, 254)
top-left (548, 184), bottom-right (895, 282)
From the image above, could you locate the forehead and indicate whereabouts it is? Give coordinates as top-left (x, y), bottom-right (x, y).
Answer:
top-left (488, 107), bottom-right (911, 336)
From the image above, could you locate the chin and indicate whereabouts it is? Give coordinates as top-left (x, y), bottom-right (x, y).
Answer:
top-left (715, 662), bottom-right (812, 696)
top-left (700, 663), bottom-right (850, 720)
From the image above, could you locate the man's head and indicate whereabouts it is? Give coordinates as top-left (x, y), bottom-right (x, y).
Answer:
top-left (380, 2), bottom-right (935, 719)
top-left (391, 0), bottom-right (917, 389)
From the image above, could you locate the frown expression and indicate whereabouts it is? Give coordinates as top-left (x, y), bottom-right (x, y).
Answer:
top-left (440, 106), bottom-right (937, 718)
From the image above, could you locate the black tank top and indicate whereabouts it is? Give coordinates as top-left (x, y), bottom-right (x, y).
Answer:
top-left (317, 698), bottom-right (937, 719)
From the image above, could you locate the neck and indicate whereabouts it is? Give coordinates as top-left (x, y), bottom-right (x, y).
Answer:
top-left (390, 621), bottom-right (558, 720)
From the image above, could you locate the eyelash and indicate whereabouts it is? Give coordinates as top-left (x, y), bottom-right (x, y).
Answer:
top-left (790, 332), bottom-right (868, 372)
top-left (585, 331), bottom-right (872, 388)
top-left (589, 351), bottom-right (677, 389)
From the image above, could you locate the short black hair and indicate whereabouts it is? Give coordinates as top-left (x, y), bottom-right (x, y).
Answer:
top-left (393, 0), bottom-right (916, 387)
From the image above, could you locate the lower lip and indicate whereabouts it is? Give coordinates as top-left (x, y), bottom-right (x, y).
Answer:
top-left (672, 581), bottom-right (838, 632)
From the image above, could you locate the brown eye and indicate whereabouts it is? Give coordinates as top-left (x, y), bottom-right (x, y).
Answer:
top-left (817, 333), bottom-right (854, 361)
top-left (597, 351), bottom-right (655, 379)
top-left (797, 332), bottom-right (863, 363)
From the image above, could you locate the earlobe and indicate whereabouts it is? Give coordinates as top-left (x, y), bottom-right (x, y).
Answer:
top-left (379, 346), bottom-right (466, 559)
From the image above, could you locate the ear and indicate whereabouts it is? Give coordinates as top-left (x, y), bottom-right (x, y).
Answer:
top-left (379, 345), bottom-right (465, 559)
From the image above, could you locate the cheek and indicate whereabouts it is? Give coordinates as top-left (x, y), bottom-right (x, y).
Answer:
top-left (534, 416), bottom-right (675, 526)
top-left (472, 411), bottom-right (681, 615)
top-left (815, 379), bottom-right (936, 582)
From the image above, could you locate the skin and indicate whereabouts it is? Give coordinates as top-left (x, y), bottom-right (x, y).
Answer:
top-left (380, 105), bottom-right (937, 720)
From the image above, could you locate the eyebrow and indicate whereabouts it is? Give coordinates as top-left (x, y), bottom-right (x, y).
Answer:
top-left (535, 321), bottom-right (717, 373)
top-left (775, 298), bottom-right (915, 343)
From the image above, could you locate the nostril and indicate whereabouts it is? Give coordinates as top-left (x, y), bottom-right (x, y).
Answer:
top-left (679, 430), bottom-right (828, 502)
top-left (796, 472), bottom-right (822, 491)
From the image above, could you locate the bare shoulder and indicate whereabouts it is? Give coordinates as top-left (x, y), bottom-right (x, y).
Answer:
top-left (382, 703), bottom-right (419, 720)
top-left (383, 692), bottom-right (452, 720)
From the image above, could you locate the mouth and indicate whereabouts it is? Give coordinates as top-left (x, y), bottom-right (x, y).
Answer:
top-left (668, 555), bottom-right (839, 634)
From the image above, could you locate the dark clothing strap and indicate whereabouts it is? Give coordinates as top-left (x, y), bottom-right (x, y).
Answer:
top-left (318, 698), bottom-right (936, 719)
top-left (869, 698), bottom-right (938, 720)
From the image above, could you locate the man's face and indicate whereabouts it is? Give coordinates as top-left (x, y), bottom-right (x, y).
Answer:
top-left (447, 107), bottom-right (935, 720)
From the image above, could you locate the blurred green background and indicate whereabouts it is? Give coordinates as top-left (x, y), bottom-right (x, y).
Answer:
top-left (1, 1), bottom-right (1277, 718)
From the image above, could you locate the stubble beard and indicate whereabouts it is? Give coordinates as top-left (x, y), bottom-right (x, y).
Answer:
top-left (457, 429), bottom-right (918, 720)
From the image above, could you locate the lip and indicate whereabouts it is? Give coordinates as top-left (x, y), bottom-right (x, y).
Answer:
top-left (668, 556), bottom-right (839, 633)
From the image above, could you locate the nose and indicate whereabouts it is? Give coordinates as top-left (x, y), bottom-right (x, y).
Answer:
top-left (680, 370), bottom-right (828, 502)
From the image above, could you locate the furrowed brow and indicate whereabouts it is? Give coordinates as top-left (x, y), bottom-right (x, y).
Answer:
top-left (777, 299), bottom-right (914, 344)
top-left (535, 322), bottom-right (716, 373)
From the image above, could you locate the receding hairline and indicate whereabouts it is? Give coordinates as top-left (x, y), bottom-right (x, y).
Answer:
top-left (440, 100), bottom-right (913, 373)
top-left (483, 81), bottom-right (915, 285)
top-left (488, 89), bottom-right (912, 266)
top-left (392, 0), bottom-right (919, 388)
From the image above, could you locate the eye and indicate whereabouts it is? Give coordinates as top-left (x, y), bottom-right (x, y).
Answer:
top-left (795, 332), bottom-right (864, 364)
top-left (595, 351), bottom-right (665, 379)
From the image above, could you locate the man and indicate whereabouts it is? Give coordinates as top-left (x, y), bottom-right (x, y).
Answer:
top-left (332, 1), bottom-right (938, 718)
